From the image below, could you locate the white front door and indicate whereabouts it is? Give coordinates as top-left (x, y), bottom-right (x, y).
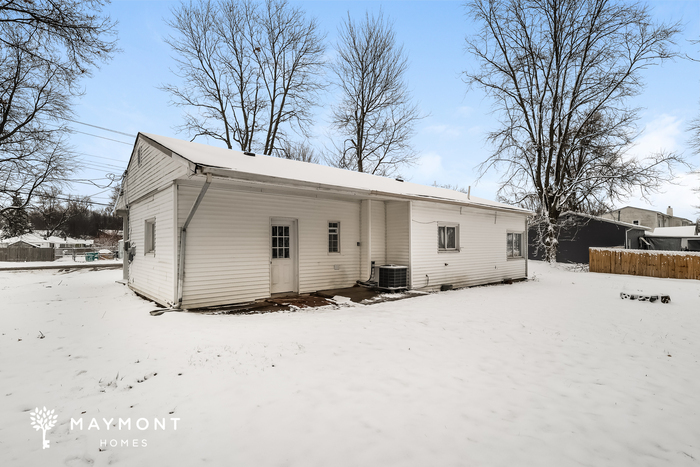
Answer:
top-left (270, 219), bottom-right (297, 294)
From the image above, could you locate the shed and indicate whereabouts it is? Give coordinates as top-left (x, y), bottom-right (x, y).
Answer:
top-left (115, 133), bottom-right (532, 309)
top-left (528, 212), bottom-right (650, 264)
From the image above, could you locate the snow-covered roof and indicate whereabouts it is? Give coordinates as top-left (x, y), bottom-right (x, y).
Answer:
top-left (559, 211), bottom-right (651, 230)
top-left (0, 232), bottom-right (94, 246)
top-left (139, 133), bottom-right (532, 215)
top-left (646, 226), bottom-right (699, 237)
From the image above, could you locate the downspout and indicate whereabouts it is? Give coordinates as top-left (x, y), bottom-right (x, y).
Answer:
top-left (174, 172), bottom-right (212, 309)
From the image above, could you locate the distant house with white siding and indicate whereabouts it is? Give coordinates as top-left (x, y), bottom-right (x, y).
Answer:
top-left (115, 133), bottom-right (532, 309)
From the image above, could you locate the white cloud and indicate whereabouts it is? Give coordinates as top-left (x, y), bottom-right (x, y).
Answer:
top-left (631, 114), bottom-right (683, 157)
top-left (422, 124), bottom-right (463, 139)
top-left (413, 152), bottom-right (444, 178)
top-left (616, 171), bottom-right (699, 222)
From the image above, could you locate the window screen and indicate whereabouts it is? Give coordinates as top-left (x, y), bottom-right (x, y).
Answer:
top-left (507, 232), bottom-right (522, 258)
top-left (438, 225), bottom-right (457, 250)
top-left (145, 219), bottom-right (155, 254)
top-left (328, 222), bottom-right (340, 253)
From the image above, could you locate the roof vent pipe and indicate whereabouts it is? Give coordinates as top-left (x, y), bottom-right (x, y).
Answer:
top-left (395, 177), bottom-right (404, 182)
top-left (667, 206), bottom-right (673, 217)
top-left (244, 152), bottom-right (256, 157)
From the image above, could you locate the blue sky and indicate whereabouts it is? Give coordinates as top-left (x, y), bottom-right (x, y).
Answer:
top-left (71, 0), bottom-right (699, 220)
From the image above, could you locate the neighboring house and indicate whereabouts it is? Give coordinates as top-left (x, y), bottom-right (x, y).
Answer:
top-left (0, 232), bottom-right (94, 249)
top-left (528, 212), bottom-right (650, 264)
top-left (115, 133), bottom-right (532, 309)
top-left (6, 240), bottom-right (38, 248)
top-left (640, 225), bottom-right (700, 252)
top-left (602, 206), bottom-right (695, 229)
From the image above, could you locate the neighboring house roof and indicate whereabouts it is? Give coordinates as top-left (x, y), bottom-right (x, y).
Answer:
top-left (646, 226), bottom-right (699, 237)
top-left (606, 205), bottom-right (694, 224)
top-left (559, 211), bottom-right (652, 230)
top-left (530, 211), bottom-right (651, 230)
top-left (136, 133), bottom-right (533, 215)
top-left (0, 233), bottom-right (94, 247)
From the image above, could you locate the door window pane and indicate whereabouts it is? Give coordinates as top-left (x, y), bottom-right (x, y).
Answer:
top-left (272, 225), bottom-right (290, 259)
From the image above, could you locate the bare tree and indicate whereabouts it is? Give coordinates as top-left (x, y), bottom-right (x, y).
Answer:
top-left (686, 38), bottom-right (700, 214)
top-left (31, 187), bottom-right (92, 237)
top-left (0, 0), bottom-right (117, 215)
top-left (464, 0), bottom-right (683, 261)
top-left (278, 140), bottom-right (319, 163)
top-left (328, 12), bottom-right (422, 176)
top-left (163, 0), bottom-right (325, 155)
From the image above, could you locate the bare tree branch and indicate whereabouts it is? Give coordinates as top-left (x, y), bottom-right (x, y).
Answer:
top-left (0, 0), bottom-right (117, 215)
top-left (162, 0), bottom-right (325, 156)
top-left (327, 11), bottom-right (422, 177)
top-left (464, 0), bottom-right (683, 261)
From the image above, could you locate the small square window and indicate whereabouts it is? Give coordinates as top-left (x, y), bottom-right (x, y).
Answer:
top-left (438, 224), bottom-right (459, 251)
top-left (328, 222), bottom-right (340, 253)
top-left (145, 219), bottom-right (156, 254)
top-left (507, 232), bottom-right (522, 258)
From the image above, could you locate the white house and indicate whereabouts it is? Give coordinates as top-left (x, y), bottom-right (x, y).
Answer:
top-left (115, 133), bottom-right (532, 309)
top-left (0, 232), bottom-right (93, 249)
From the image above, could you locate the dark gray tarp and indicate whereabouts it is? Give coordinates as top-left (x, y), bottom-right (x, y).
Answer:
top-left (645, 237), bottom-right (682, 251)
top-left (687, 239), bottom-right (700, 252)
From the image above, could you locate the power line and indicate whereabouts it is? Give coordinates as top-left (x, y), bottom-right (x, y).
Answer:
top-left (69, 128), bottom-right (132, 145)
top-left (11, 190), bottom-right (114, 207)
top-left (76, 152), bottom-right (130, 164)
top-left (64, 118), bottom-right (136, 138)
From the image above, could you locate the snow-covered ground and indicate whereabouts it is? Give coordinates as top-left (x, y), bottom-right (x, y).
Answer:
top-left (1, 262), bottom-right (699, 466)
top-left (0, 257), bottom-right (121, 270)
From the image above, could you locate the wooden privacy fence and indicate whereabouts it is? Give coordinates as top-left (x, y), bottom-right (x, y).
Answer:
top-left (0, 247), bottom-right (55, 262)
top-left (589, 248), bottom-right (700, 280)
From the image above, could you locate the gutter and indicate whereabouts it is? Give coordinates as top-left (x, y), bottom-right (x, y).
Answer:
top-left (174, 172), bottom-right (212, 309)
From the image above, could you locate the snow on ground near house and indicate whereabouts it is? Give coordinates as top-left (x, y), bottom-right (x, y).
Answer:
top-left (0, 257), bottom-right (121, 269)
top-left (1, 263), bottom-right (699, 467)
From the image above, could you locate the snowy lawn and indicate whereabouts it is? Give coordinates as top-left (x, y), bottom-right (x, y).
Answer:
top-left (0, 257), bottom-right (122, 270)
top-left (1, 262), bottom-right (699, 466)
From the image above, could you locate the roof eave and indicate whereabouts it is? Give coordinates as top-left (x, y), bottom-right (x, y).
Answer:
top-left (199, 165), bottom-right (533, 215)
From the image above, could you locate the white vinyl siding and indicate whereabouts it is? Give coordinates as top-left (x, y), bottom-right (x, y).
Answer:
top-left (177, 182), bottom-right (361, 309)
top-left (371, 201), bottom-right (386, 265)
top-left (385, 201), bottom-right (410, 267)
top-left (127, 186), bottom-right (175, 305)
top-left (123, 139), bottom-right (188, 204)
top-left (410, 201), bottom-right (527, 291)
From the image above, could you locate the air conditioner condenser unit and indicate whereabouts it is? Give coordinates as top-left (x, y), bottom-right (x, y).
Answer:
top-left (377, 264), bottom-right (408, 291)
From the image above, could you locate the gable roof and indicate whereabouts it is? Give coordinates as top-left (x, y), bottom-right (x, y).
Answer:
top-left (137, 133), bottom-right (532, 215)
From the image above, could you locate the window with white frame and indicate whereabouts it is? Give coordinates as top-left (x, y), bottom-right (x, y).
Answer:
top-left (145, 218), bottom-right (156, 254)
top-left (438, 223), bottom-right (459, 251)
top-left (328, 222), bottom-right (340, 253)
top-left (507, 232), bottom-right (523, 258)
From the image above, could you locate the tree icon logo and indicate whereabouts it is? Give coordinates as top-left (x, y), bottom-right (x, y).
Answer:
top-left (29, 407), bottom-right (58, 449)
